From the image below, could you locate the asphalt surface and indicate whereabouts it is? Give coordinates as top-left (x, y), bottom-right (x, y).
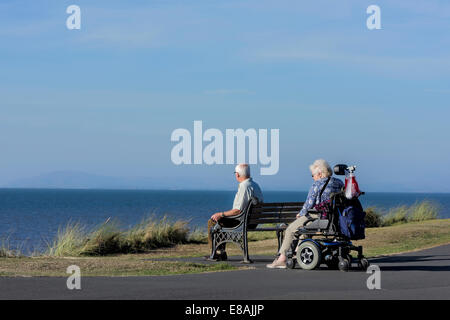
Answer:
top-left (1, 244), bottom-right (449, 300)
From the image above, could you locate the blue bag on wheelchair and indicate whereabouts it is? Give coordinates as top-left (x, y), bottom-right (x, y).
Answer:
top-left (338, 204), bottom-right (366, 240)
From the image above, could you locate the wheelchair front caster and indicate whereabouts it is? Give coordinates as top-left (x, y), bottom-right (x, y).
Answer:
top-left (338, 258), bottom-right (350, 272)
top-left (286, 258), bottom-right (296, 269)
top-left (358, 257), bottom-right (370, 271)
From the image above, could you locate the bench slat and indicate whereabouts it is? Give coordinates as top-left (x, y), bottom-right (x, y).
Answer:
top-left (249, 218), bottom-right (296, 224)
top-left (252, 207), bottom-right (303, 212)
top-left (251, 227), bottom-right (286, 231)
top-left (255, 202), bottom-right (304, 207)
top-left (249, 213), bottom-right (297, 219)
top-left (248, 219), bottom-right (280, 224)
top-left (251, 209), bottom-right (300, 212)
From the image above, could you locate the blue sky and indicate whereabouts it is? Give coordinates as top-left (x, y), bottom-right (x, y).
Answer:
top-left (0, 0), bottom-right (449, 192)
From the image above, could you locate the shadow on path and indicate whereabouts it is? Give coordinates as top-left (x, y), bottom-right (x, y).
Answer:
top-left (370, 254), bottom-right (450, 272)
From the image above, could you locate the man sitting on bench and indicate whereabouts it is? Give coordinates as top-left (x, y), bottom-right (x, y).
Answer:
top-left (206, 164), bottom-right (264, 261)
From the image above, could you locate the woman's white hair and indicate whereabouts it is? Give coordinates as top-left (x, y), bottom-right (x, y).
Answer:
top-left (235, 164), bottom-right (250, 178)
top-left (309, 159), bottom-right (332, 178)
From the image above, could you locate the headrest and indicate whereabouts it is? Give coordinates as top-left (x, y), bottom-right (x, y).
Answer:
top-left (333, 164), bottom-right (348, 176)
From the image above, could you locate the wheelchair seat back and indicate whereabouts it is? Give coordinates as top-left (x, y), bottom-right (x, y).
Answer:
top-left (300, 192), bottom-right (345, 236)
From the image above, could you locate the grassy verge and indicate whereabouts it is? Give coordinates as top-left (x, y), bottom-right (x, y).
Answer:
top-left (0, 255), bottom-right (236, 277)
top-left (353, 219), bottom-right (450, 257)
top-left (1, 219), bottom-right (449, 277)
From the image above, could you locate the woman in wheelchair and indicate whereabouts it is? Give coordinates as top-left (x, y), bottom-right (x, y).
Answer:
top-left (267, 159), bottom-right (344, 269)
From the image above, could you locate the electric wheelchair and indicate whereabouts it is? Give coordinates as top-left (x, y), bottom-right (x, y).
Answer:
top-left (285, 165), bottom-right (370, 272)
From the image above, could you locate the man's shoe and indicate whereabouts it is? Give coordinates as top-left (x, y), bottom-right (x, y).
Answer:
top-left (204, 250), bottom-right (228, 262)
top-left (219, 251), bottom-right (227, 261)
top-left (204, 255), bottom-right (220, 261)
top-left (266, 259), bottom-right (286, 269)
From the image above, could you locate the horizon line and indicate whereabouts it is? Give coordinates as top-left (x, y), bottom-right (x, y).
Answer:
top-left (0, 187), bottom-right (449, 195)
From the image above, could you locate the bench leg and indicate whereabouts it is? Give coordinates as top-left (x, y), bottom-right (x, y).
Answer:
top-left (241, 231), bottom-right (253, 264)
top-left (209, 227), bottom-right (219, 259)
top-left (209, 238), bottom-right (217, 259)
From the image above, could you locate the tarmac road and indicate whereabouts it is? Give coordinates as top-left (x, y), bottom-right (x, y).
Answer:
top-left (0, 244), bottom-right (449, 300)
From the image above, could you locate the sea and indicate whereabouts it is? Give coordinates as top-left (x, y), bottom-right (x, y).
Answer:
top-left (0, 189), bottom-right (449, 254)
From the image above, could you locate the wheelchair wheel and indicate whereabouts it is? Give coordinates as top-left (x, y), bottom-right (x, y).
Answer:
top-left (297, 241), bottom-right (321, 270)
top-left (286, 258), bottom-right (296, 269)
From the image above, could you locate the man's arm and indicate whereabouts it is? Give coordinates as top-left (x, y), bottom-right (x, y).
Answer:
top-left (211, 183), bottom-right (249, 222)
top-left (211, 209), bottom-right (240, 222)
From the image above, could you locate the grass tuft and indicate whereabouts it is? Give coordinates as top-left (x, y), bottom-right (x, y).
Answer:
top-left (408, 201), bottom-right (439, 222)
top-left (0, 236), bottom-right (23, 258)
top-left (45, 221), bottom-right (86, 257)
top-left (382, 205), bottom-right (409, 226)
top-left (46, 215), bottom-right (195, 257)
top-left (364, 207), bottom-right (383, 228)
top-left (122, 215), bottom-right (190, 252)
top-left (186, 228), bottom-right (208, 244)
top-left (80, 219), bottom-right (123, 256)
top-left (364, 201), bottom-right (439, 228)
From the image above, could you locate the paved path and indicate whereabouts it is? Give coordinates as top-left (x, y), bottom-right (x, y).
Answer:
top-left (1, 244), bottom-right (449, 299)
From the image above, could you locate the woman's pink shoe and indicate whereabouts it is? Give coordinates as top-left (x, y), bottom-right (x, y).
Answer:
top-left (266, 259), bottom-right (286, 269)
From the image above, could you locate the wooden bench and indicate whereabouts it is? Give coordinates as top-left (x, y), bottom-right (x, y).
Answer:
top-left (209, 199), bottom-right (304, 263)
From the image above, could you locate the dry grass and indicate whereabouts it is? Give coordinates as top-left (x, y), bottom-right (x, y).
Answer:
top-left (121, 216), bottom-right (190, 253)
top-left (353, 218), bottom-right (450, 257)
top-left (45, 216), bottom-right (194, 257)
top-left (365, 201), bottom-right (440, 228)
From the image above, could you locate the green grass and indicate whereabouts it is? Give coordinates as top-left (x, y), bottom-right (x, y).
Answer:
top-left (0, 256), bottom-right (237, 277)
top-left (130, 262), bottom-right (235, 276)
